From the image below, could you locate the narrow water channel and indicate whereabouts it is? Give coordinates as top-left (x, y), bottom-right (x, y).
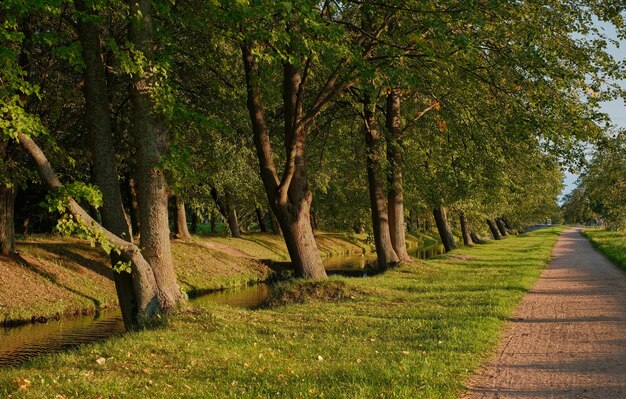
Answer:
top-left (0, 242), bottom-right (445, 367)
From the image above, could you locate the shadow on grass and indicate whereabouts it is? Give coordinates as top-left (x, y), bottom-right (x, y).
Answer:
top-left (13, 254), bottom-right (103, 310)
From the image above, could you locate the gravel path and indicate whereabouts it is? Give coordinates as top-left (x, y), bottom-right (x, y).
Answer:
top-left (464, 227), bottom-right (626, 399)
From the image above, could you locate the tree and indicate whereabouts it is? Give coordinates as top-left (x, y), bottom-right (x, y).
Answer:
top-left (75, 0), bottom-right (137, 327)
top-left (578, 131), bottom-right (626, 230)
top-left (128, 0), bottom-right (184, 310)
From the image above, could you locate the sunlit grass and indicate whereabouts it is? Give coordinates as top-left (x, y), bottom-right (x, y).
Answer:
top-left (0, 227), bottom-right (563, 398)
top-left (581, 228), bottom-right (626, 269)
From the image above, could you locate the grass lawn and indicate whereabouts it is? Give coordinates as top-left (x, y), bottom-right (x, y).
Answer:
top-left (581, 228), bottom-right (626, 269)
top-left (0, 226), bottom-right (563, 398)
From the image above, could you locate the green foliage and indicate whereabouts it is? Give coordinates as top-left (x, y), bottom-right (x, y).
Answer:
top-left (576, 131), bottom-right (626, 230)
top-left (42, 183), bottom-right (132, 272)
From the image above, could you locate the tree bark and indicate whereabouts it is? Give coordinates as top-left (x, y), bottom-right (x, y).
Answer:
top-left (496, 217), bottom-right (508, 237)
top-left (255, 207), bottom-right (268, 232)
top-left (129, 0), bottom-right (183, 310)
top-left (433, 207), bottom-right (457, 252)
top-left (75, 0), bottom-right (137, 327)
top-left (269, 209), bottom-right (281, 235)
top-left (385, 89), bottom-right (410, 261)
top-left (18, 133), bottom-right (161, 320)
top-left (241, 44), bottom-right (326, 278)
top-left (486, 218), bottom-right (502, 240)
top-left (459, 210), bottom-right (473, 247)
top-left (128, 177), bottom-right (140, 234)
top-left (0, 185), bottom-right (16, 256)
top-left (174, 196), bottom-right (191, 239)
top-left (470, 230), bottom-right (484, 244)
top-left (363, 96), bottom-right (399, 269)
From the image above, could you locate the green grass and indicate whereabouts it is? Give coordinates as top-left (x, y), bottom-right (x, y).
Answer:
top-left (0, 226), bottom-right (564, 398)
top-left (581, 228), bottom-right (626, 269)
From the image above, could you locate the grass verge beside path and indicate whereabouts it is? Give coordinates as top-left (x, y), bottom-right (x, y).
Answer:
top-left (0, 226), bottom-right (564, 398)
top-left (581, 228), bottom-right (626, 269)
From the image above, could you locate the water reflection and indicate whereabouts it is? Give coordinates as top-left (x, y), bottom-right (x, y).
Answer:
top-left (0, 311), bottom-right (124, 367)
top-left (408, 243), bottom-right (445, 259)
top-left (191, 284), bottom-right (271, 309)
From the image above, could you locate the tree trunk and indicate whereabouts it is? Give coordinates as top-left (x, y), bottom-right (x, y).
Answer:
top-left (0, 185), bottom-right (16, 256)
top-left (210, 187), bottom-right (241, 238)
top-left (128, 177), bottom-right (140, 234)
top-left (224, 191), bottom-right (241, 238)
top-left (226, 206), bottom-right (240, 238)
top-left (129, 0), bottom-right (184, 310)
top-left (363, 96), bottom-right (399, 269)
top-left (433, 207), bottom-right (457, 252)
top-left (385, 89), bottom-right (410, 261)
top-left (486, 218), bottom-right (502, 240)
top-left (190, 210), bottom-right (198, 234)
top-left (18, 133), bottom-right (161, 320)
top-left (270, 209), bottom-right (281, 235)
top-left (408, 209), bottom-right (417, 232)
top-left (459, 210), bottom-right (473, 247)
top-left (241, 44), bottom-right (326, 278)
top-left (470, 230), bottom-right (484, 244)
top-left (174, 196), bottom-right (191, 239)
top-left (209, 212), bottom-right (217, 234)
top-left (255, 207), bottom-right (268, 232)
top-left (75, 0), bottom-right (137, 327)
top-left (356, 218), bottom-right (366, 234)
top-left (496, 217), bottom-right (508, 237)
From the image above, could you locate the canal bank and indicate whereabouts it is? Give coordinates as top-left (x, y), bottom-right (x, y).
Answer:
top-left (1, 230), bottom-right (443, 326)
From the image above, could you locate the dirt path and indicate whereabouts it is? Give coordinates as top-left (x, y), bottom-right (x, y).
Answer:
top-left (464, 227), bottom-right (626, 399)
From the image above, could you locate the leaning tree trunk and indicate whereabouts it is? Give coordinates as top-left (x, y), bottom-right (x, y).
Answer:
top-left (458, 210), bottom-right (473, 247)
top-left (18, 133), bottom-right (160, 320)
top-left (0, 185), bottom-right (16, 256)
top-left (486, 218), bottom-right (502, 240)
top-left (174, 196), bottom-right (191, 239)
top-left (242, 45), bottom-right (326, 278)
top-left (470, 230), bottom-right (484, 244)
top-left (495, 218), bottom-right (508, 237)
top-left (255, 207), bottom-right (268, 232)
top-left (385, 89), bottom-right (410, 262)
top-left (363, 96), bottom-right (399, 270)
top-left (76, 0), bottom-right (137, 327)
top-left (433, 207), bottom-right (457, 252)
top-left (129, 0), bottom-right (184, 310)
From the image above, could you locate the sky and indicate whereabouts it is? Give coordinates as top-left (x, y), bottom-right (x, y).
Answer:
top-left (560, 20), bottom-right (626, 201)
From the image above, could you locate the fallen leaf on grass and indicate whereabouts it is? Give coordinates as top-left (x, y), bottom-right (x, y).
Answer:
top-left (16, 378), bottom-right (31, 390)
